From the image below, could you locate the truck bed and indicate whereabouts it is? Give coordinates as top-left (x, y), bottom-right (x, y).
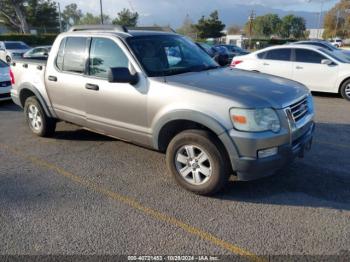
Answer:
top-left (11, 57), bottom-right (50, 108)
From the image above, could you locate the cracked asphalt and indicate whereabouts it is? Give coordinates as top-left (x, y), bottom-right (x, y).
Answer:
top-left (0, 93), bottom-right (349, 260)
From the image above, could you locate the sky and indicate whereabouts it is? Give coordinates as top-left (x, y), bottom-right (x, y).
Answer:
top-left (57, 0), bottom-right (339, 27)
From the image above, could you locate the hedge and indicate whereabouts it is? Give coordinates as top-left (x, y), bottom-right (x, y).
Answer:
top-left (0, 34), bottom-right (58, 46)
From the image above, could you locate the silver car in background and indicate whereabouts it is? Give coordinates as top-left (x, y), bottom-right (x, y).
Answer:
top-left (23, 46), bottom-right (51, 59)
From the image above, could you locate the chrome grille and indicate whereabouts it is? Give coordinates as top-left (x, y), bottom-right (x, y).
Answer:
top-left (289, 97), bottom-right (308, 122)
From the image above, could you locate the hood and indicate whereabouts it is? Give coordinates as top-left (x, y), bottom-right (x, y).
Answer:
top-left (164, 68), bottom-right (309, 109)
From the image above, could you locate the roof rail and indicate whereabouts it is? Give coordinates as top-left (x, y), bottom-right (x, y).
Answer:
top-left (127, 26), bottom-right (176, 33)
top-left (68, 24), bottom-right (128, 33)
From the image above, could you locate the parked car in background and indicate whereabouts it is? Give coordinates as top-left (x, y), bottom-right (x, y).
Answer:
top-left (289, 40), bottom-right (350, 61)
top-left (10, 25), bottom-right (314, 195)
top-left (0, 59), bottom-right (12, 101)
top-left (231, 44), bottom-right (350, 100)
top-left (330, 38), bottom-right (343, 48)
top-left (23, 46), bottom-right (51, 59)
top-left (196, 43), bottom-right (230, 66)
top-left (215, 44), bottom-right (249, 58)
top-left (0, 41), bottom-right (30, 63)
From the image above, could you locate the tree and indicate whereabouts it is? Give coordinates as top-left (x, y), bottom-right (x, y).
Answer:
top-left (279, 15), bottom-right (306, 39)
top-left (112, 8), bottom-right (138, 27)
top-left (0, 0), bottom-right (29, 33)
top-left (194, 10), bottom-right (225, 39)
top-left (62, 3), bottom-right (83, 29)
top-left (79, 12), bottom-right (110, 25)
top-left (26, 0), bottom-right (59, 33)
top-left (227, 25), bottom-right (241, 35)
top-left (177, 15), bottom-right (198, 39)
top-left (323, 0), bottom-right (350, 39)
top-left (244, 14), bottom-right (281, 38)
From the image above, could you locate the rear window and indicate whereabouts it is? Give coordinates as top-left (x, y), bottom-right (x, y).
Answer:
top-left (265, 49), bottom-right (291, 61)
top-left (257, 51), bottom-right (267, 59)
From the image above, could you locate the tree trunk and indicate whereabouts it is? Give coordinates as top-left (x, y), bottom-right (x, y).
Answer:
top-left (12, 0), bottom-right (29, 33)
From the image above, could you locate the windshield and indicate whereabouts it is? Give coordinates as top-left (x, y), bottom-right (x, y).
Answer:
top-left (127, 35), bottom-right (218, 77)
top-left (4, 42), bottom-right (29, 50)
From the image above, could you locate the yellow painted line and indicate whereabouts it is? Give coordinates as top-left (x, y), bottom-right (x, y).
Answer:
top-left (0, 143), bottom-right (266, 262)
top-left (314, 140), bottom-right (350, 150)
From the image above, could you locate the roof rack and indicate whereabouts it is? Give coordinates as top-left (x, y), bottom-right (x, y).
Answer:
top-left (68, 25), bottom-right (128, 33)
top-left (127, 26), bottom-right (176, 33)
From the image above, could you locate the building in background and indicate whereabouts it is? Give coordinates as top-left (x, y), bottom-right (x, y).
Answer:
top-left (307, 28), bottom-right (325, 39)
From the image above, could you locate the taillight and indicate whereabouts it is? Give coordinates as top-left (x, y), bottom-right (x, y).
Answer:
top-left (231, 60), bottom-right (243, 67)
top-left (9, 69), bottom-right (15, 85)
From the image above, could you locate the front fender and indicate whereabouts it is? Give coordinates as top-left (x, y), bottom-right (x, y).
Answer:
top-left (152, 109), bottom-right (240, 162)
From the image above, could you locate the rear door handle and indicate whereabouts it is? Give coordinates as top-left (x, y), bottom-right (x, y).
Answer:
top-left (48, 75), bottom-right (57, 82)
top-left (263, 63), bottom-right (269, 66)
top-left (296, 66), bottom-right (303, 70)
top-left (85, 83), bottom-right (99, 91)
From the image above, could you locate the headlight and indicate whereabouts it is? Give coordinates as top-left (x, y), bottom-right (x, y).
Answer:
top-left (230, 108), bottom-right (281, 133)
top-left (307, 94), bottom-right (314, 114)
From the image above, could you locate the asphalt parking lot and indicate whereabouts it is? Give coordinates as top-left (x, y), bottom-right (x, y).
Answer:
top-left (0, 94), bottom-right (349, 260)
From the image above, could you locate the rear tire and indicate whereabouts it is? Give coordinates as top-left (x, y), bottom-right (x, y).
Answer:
top-left (166, 130), bottom-right (229, 195)
top-left (24, 96), bottom-right (56, 137)
top-left (340, 79), bottom-right (350, 101)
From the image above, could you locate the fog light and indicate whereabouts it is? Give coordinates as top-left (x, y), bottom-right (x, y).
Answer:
top-left (258, 147), bottom-right (278, 158)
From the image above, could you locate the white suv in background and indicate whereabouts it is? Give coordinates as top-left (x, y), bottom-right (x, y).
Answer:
top-left (0, 41), bottom-right (30, 63)
top-left (231, 45), bottom-right (350, 101)
top-left (330, 39), bottom-right (343, 48)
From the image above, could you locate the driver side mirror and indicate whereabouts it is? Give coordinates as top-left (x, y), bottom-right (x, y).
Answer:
top-left (108, 67), bottom-right (139, 85)
top-left (321, 59), bottom-right (333, 65)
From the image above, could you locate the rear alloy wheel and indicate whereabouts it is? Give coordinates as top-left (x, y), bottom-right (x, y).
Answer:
top-left (166, 130), bottom-right (229, 195)
top-left (340, 80), bottom-right (350, 101)
top-left (24, 96), bottom-right (56, 137)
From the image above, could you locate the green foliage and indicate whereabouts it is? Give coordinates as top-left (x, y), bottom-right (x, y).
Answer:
top-left (0, 33), bottom-right (58, 46)
top-left (194, 10), bottom-right (225, 39)
top-left (78, 13), bottom-right (111, 25)
top-left (26, 0), bottom-right (59, 32)
top-left (244, 13), bottom-right (306, 39)
top-left (62, 3), bottom-right (83, 29)
top-left (279, 15), bottom-right (306, 39)
top-left (112, 8), bottom-right (138, 27)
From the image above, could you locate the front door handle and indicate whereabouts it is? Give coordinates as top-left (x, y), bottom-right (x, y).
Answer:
top-left (48, 75), bottom-right (57, 82)
top-left (296, 66), bottom-right (303, 70)
top-left (85, 83), bottom-right (99, 91)
top-left (263, 63), bottom-right (269, 66)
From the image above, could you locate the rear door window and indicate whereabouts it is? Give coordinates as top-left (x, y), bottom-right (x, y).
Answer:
top-left (265, 49), bottom-right (291, 61)
top-left (295, 49), bottom-right (327, 64)
top-left (59, 37), bottom-right (88, 73)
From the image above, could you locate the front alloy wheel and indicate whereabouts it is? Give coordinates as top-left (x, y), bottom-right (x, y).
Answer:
top-left (175, 145), bottom-right (212, 185)
top-left (166, 130), bottom-right (229, 195)
top-left (340, 80), bottom-right (350, 101)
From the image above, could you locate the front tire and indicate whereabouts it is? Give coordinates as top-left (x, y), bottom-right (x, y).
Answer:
top-left (166, 130), bottom-right (229, 195)
top-left (340, 79), bottom-right (350, 101)
top-left (24, 96), bottom-right (56, 137)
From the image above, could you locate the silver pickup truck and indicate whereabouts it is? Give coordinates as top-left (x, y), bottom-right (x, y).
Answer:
top-left (10, 25), bottom-right (315, 195)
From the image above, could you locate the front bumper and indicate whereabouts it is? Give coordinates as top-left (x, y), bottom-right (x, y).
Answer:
top-left (235, 122), bottom-right (314, 181)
